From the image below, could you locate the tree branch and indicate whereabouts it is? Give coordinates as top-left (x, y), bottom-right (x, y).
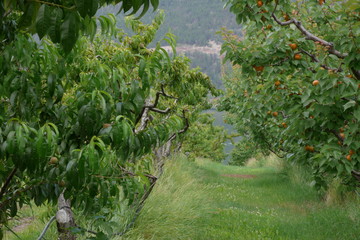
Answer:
top-left (271, 3), bottom-right (347, 59)
top-left (168, 110), bottom-right (189, 142)
top-left (27, 0), bottom-right (75, 10)
top-left (149, 108), bottom-right (170, 114)
top-left (327, 129), bottom-right (344, 144)
top-left (135, 85), bottom-right (178, 128)
top-left (0, 168), bottom-right (17, 200)
top-left (299, 49), bottom-right (342, 72)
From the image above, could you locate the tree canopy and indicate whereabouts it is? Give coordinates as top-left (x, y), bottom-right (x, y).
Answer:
top-left (0, 1), bottom-right (220, 238)
top-left (220, 0), bottom-right (360, 189)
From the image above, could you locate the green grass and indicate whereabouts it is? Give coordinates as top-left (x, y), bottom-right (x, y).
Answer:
top-left (3, 204), bottom-right (58, 240)
top-left (122, 155), bottom-right (360, 240)
top-left (6, 155), bottom-right (360, 239)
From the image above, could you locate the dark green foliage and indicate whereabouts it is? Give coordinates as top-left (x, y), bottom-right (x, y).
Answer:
top-left (0, 9), bottom-right (216, 237)
top-left (220, 0), bottom-right (360, 189)
top-left (182, 114), bottom-right (227, 162)
top-left (230, 140), bottom-right (255, 166)
top-left (1, 0), bottom-right (159, 53)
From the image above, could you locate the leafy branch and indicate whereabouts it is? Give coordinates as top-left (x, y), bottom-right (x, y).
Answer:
top-left (271, 1), bottom-right (347, 59)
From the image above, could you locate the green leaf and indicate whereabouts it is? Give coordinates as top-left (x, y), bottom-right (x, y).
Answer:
top-left (47, 73), bottom-right (56, 97)
top-left (19, 2), bottom-right (40, 28)
top-left (36, 4), bottom-right (52, 39)
top-left (76, 0), bottom-right (99, 18)
top-left (75, 0), bottom-right (87, 18)
top-left (343, 100), bottom-right (356, 111)
top-left (60, 12), bottom-right (80, 54)
top-left (48, 8), bottom-right (63, 43)
top-left (354, 108), bottom-right (360, 121)
top-left (135, 0), bottom-right (150, 19)
top-left (151, 0), bottom-right (159, 10)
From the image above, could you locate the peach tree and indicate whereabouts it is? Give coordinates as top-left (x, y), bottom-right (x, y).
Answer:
top-left (220, 0), bottom-right (360, 189)
top-left (0, 1), bottom-right (217, 238)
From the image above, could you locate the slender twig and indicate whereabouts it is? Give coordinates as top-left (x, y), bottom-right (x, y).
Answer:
top-left (150, 108), bottom-right (170, 114)
top-left (0, 180), bottom-right (46, 210)
top-left (0, 168), bottom-right (17, 200)
top-left (299, 48), bottom-right (342, 72)
top-left (27, 0), bottom-right (75, 10)
top-left (270, 57), bottom-right (290, 67)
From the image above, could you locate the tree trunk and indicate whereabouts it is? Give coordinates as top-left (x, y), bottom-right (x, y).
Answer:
top-left (56, 193), bottom-right (76, 240)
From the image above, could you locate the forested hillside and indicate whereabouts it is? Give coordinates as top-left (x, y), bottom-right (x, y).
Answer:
top-left (99, 0), bottom-right (242, 46)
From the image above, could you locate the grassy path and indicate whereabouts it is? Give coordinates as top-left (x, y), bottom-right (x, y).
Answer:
top-left (124, 156), bottom-right (360, 240)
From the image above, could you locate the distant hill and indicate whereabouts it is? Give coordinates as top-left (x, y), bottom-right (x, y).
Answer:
top-left (98, 0), bottom-right (242, 46)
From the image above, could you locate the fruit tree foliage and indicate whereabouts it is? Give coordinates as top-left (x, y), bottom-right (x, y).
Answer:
top-left (219, 0), bottom-right (360, 189)
top-left (0, 6), bottom-right (217, 239)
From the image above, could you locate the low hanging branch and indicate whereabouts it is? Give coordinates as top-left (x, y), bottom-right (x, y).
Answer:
top-left (271, 2), bottom-right (347, 59)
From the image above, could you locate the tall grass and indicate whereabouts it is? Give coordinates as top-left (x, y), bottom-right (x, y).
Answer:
top-left (123, 154), bottom-right (360, 240)
top-left (5, 154), bottom-right (360, 239)
top-left (121, 155), bottom-right (210, 240)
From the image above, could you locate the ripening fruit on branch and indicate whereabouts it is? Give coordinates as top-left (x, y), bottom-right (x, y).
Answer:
top-left (305, 145), bottom-right (315, 152)
top-left (49, 157), bottom-right (59, 165)
top-left (283, 14), bottom-right (290, 21)
top-left (253, 65), bottom-right (264, 72)
top-left (312, 80), bottom-right (319, 86)
top-left (275, 80), bottom-right (281, 86)
top-left (346, 74), bottom-right (353, 78)
top-left (294, 54), bottom-right (302, 60)
top-left (257, 0), bottom-right (263, 7)
top-left (281, 122), bottom-right (287, 128)
top-left (289, 43), bottom-right (298, 50)
top-left (349, 149), bottom-right (355, 155)
top-left (267, 111), bottom-right (272, 115)
top-left (339, 133), bottom-right (345, 140)
top-left (272, 111), bottom-right (278, 117)
top-left (318, 0), bottom-right (325, 5)
top-left (346, 154), bottom-right (351, 161)
top-left (266, 25), bottom-right (272, 30)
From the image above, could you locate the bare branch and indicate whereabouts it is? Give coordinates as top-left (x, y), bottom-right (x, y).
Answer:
top-left (149, 108), bottom-right (170, 114)
top-left (135, 85), bottom-right (178, 130)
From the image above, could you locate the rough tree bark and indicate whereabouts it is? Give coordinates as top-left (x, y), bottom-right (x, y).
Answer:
top-left (56, 193), bottom-right (76, 240)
